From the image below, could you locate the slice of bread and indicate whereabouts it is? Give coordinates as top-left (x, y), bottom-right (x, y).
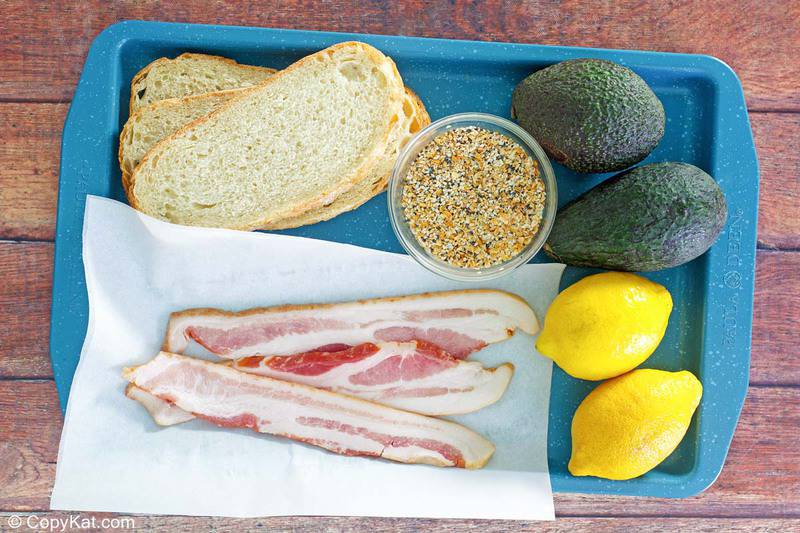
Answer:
top-left (129, 53), bottom-right (276, 113)
top-left (127, 42), bottom-right (406, 230)
top-left (120, 89), bottom-right (246, 193)
top-left (264, 88), bottom-right (430, 229)
top-left (120, 87), bottom-right (430, 226)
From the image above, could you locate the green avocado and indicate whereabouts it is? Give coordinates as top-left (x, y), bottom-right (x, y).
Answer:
top-left (544, 162), bottom-right (728, 271)
top-left (512, 58), bottom-right (665, 174)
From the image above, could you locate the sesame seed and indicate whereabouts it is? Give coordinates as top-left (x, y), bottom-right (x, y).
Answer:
top-left (401, 126), bottom-right (546, 269)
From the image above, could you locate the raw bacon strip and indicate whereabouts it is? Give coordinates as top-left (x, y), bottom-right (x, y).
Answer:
top-left (124, 352), bottom-right (495, 468)
top-left (164, 289), bottom-right (538, 359)
top-left (233, 341), bottom-right (514, 415)
top-left (127, 341), bottom-right (513, 424)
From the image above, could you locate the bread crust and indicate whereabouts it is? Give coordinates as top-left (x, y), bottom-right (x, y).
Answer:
top-left (129, 52), bottom-right (276, 114)
top-left (405, 88), bottom-right (431, 133)
top-left (127, 41), bottom-right (407, 231)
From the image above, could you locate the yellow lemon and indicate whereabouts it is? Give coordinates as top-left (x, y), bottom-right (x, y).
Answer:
top-left (535, 271), bottom-right (672, 380)
top-left (569, 369), bottom-right (702, 480)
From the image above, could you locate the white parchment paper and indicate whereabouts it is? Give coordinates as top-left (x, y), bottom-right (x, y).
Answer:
top-left (50, 196), bottom-right (564, 520)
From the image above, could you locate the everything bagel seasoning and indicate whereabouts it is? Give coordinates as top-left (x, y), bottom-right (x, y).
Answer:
top-left (401, 126), bottom-right (546, 269)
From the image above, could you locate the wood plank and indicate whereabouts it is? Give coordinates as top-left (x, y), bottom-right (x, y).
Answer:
top-left (751, 251), bottom-right (800, 386)
top-left (0, 103), bottom-right (796, 249)
top-left (0, 104), bottom-right (65, 241)
top-left (0, 1), bottom-right (798, 110)
top-left (0, 514), bottom-right (796, 532)
top-left (4, 243), bottom-right (795, 383)
top-left (0, 380), bottom-right (59, 512)
top-left (1, 381), bottom-right (797, 517)
top-left (0, 242), bottom-right (53, 378)
top-left (752, 113), bottom-right (800, 250)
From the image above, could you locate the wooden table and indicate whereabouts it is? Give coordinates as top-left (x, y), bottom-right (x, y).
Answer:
top-left (1, 2), bottom-right (798, 531)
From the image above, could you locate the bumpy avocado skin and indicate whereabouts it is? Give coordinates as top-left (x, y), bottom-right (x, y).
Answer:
top-left (544, 162), bottom-right (728, 271)
top-left (512, 59), bottom-right (665, 174)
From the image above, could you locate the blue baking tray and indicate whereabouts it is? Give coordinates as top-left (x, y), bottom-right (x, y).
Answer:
top-left (52, 21), bottom-right (758, 498)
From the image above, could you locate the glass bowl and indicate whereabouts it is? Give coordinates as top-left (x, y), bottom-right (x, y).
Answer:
top-left (388, 112), bottom-right (558, 281)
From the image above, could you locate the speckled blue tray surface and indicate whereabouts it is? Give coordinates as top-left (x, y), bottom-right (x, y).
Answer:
top-left (52, 21), bottom-right (758, 498)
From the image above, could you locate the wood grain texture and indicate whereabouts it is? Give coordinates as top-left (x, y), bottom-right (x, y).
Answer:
top-left (1, 243), bottom-right (798, 385)
top-left (752, 113), bottom-right (800, 249)
top-left (0, 242), bottom-right (53, 379)
top-left (0, 514), bottom-right (797, 532)
top-left (751, 251), bottom-right (800, 386)
top-left (0, 104), bottom-right (64, 241)
top-left (0, 1), bottom-right (798, 526)
top-left (0, 381), bottom-right (59, 511)
top-left (0, 103), bottom-right (796, 247)
top-left (1, 381), bottom-right (797, 518)
top-left (0, 1), bottom-right (798, 109)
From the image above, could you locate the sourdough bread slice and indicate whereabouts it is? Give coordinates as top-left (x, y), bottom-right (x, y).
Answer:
top-left (130, 53), bottom-right (276, 113)
top-left (120, 89), bottom-right (247, 193)
top-left (264, 88), bottom-right (430, 229)
top-left (120, 86), bottom-right (430, 226)
top-left (127, 42), bottom-right (406, 230)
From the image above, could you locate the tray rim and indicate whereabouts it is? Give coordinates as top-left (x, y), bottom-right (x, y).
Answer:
top-left (51, 20), bottom-right (759, 499)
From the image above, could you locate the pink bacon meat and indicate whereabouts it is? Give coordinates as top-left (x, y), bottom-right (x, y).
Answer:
top-left (127, 340), bottom-right (513, 424)
top-left (163, 289), bottom-right (538, 360)
top-left (233, 341), bottom-right (514, 415)
top-left (124, 352), bottom-right (495, 469)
